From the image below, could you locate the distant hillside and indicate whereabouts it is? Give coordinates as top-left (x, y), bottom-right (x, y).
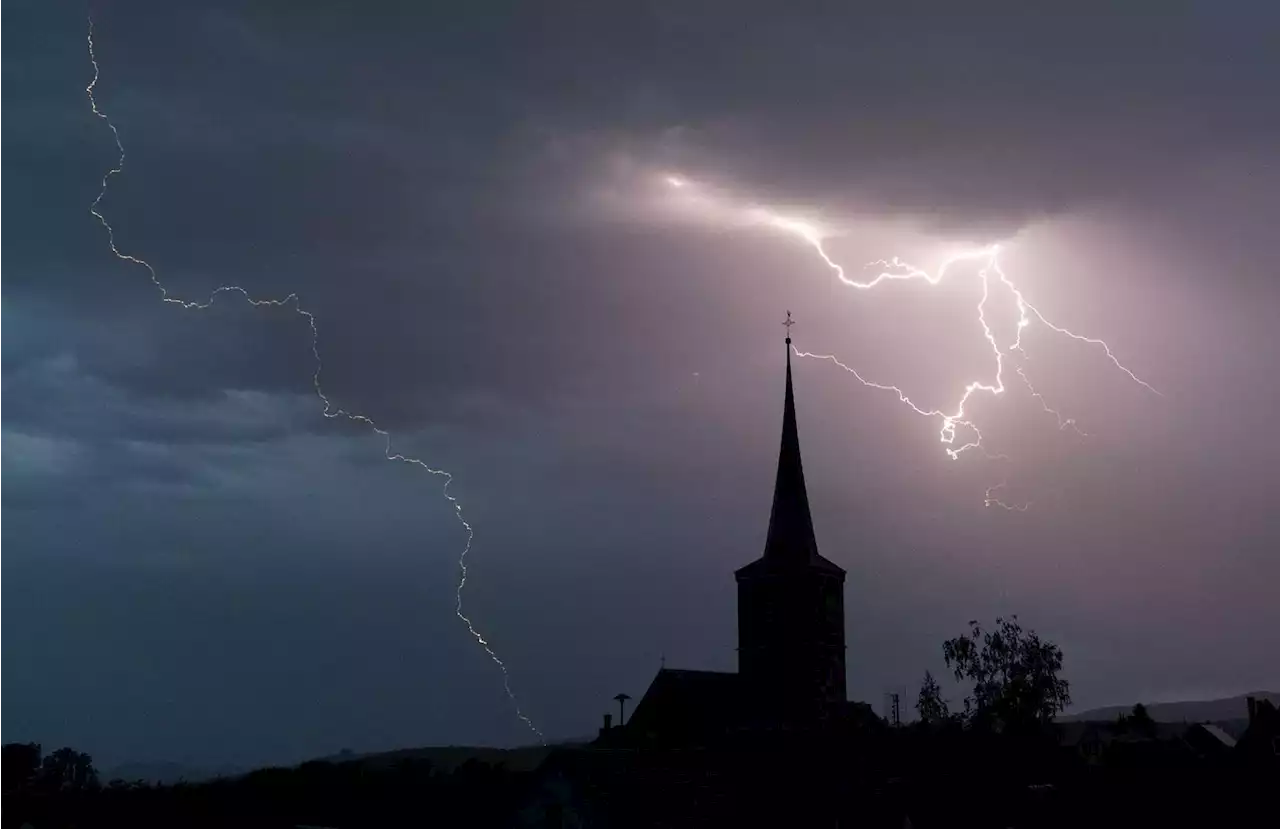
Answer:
top-left (104, 761), bottom-right (244, 785)
top-left (315, 738), bottom-right (591, 774)
top-left (1062, 691), bottom-right (1278, 724)
top-left (103, 739), bottom-right (589, 785)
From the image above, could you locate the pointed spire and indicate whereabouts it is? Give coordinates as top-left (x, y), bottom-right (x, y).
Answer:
top-left (763, 314), bottom-right (819, 564)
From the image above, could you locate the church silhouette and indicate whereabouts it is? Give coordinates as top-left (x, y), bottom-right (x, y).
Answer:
top-left (617, 325), bottom-right (877, 745)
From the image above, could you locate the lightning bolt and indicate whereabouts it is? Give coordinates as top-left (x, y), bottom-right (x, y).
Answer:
top-left (983, 482), bottom-right (1032, 512)
top-left (85, 18), bottom-right (542, 741)
top-left (663, 173), bottom-right (1159, 508)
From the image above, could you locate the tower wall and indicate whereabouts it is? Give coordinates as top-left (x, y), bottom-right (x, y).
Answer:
top-left (737, 566), bottom-right (846, 724)
top-left (734, 330), bottom-right (849, 727)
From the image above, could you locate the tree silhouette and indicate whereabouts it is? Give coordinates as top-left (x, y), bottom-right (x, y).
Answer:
top-left (942, 616), bottom-right (1070, 731)
top-left (915, 670), bottom-right (951, 724)
top-left (2, 743), bottom-right (42, 794)
top-left (1127, 702), bottom-right (1157, 738)
top-left (39, 746), bottom-right (100, 792)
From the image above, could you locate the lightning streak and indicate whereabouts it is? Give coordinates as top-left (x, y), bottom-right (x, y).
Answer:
top-left (663, 173), bottom-right (1159, 507)
top-left (85, 19), bottom-right (542, 740)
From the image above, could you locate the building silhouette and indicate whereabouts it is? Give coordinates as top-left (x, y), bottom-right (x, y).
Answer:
top-left (621, 331), bottom-right (871, 744)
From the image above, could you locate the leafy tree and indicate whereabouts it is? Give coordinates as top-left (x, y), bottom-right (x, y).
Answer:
top-left (39, 746), bottom-right (100, 792)
top-left (1128, 702), bottom-right (1157, 738)
top-left (916, 670), bottom-right (951, 724)
top-left (2, 742), bottom-right (42, 793)
top-left (942, 616), bottom-right (1070, 731)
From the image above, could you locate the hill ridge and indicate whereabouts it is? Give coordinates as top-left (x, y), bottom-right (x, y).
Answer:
top-left (1062, 691), bottom-right (1278, 723)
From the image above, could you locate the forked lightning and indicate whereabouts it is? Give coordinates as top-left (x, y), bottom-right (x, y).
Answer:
top-left (84, 18), bottom-right (542, 741)
top-left (663, 173), bottom-right (1159, 509)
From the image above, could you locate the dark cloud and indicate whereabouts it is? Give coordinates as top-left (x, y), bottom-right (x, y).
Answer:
top-left (503, 1), bottom-right (1279, 230)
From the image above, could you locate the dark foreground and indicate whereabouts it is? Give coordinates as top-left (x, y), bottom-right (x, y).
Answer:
top-left (5, 725), bottom-right (1278, 829)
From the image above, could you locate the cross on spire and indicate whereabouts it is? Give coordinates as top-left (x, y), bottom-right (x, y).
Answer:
top-left (782, 310), bottom-right (795, 344)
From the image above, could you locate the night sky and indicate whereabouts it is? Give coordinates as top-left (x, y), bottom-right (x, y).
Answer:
top-left (4, 1), bottom-right (1278, 769)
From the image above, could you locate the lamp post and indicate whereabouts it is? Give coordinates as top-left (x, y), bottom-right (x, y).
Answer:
top-left (614, 693), bottom-right (632, 726)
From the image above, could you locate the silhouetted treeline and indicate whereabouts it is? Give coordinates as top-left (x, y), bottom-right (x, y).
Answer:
top-left (5, 729), bottom-right (1276, 829)
top-left (7, 618), bottom-right (1274, 828)
top-left (2, 752), bottom-right (527, 829)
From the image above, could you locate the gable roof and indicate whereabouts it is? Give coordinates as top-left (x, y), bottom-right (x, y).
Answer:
top-left (627, 669), bottom-right (743, 740)
top-left (1192, 723), bottom-right (1238, 748)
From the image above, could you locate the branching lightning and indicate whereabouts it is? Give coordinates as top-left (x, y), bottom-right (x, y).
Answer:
top-left (85, 19), bottom-right (542, 741)
top-left (661, 173), bottom-right (1159, 509)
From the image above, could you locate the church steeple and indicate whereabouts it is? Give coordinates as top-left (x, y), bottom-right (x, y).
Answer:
top-left (763, 314), bottom-right (820, 565)
top-left (735, 313), bottom-right (848, 721)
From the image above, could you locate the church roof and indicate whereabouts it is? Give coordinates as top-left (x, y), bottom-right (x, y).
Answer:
top-left (626, 669), bottom-right (743, 740)
top-left (738, 336), bottom-right (844, 578)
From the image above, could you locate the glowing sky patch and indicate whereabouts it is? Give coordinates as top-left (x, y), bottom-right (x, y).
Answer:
top-left (659, 173), bottom-right (1160, 509)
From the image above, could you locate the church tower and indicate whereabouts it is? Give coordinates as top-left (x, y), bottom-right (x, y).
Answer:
top-left (735, 320), bottom-right (847, 726)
